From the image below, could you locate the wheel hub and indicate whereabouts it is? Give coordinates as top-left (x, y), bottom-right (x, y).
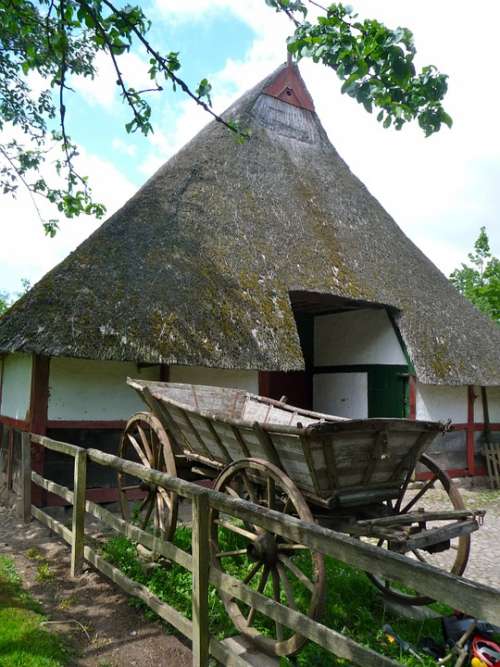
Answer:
top-left (247, 532), bottom-right (279, 566)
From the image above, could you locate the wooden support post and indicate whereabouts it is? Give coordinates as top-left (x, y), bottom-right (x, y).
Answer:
top-left (71, 449), bottom-right (87, 577)
top-left (467, 385), bottom-right (476, 476)
top-left (192, 492), bottom-right (210, 667)
top-left (28, 354), bottom-right (50, 506)
top-left (18, 432), bottom-right (31, 523)
top-left (408, 375), bottom-right (417, 420)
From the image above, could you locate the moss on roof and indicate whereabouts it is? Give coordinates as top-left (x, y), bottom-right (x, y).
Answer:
top-left (1, 64), bottom-right (499, 385)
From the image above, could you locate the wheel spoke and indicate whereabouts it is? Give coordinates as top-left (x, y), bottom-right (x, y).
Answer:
top-left (158, 486), bottom-right (173, 511)
top-left (243, 561), bottom-right (263, 585)
top-left (215, 518), bottom-right (257, 542)
top-left (215, 549), bottom-right (248, 559)
top-left (278, 554), bottom-right (314, 593)
top-left (141, 494), bottom-right (155, 530)
top-left (400, 476), bottom-right (437, 514)
top-left (282, 496), bottom-right (293, 515)
top-left (411, 549), bottom-right (428, 564)
top-left (271, 569), bottom-right (284, 641)
top-left (127, 433), bottom-right (151, 468)
top-left (279, 543), bottom-right (309, 553)
top-left (267, 477), bottom-right (276, 511)
top-left (240, 473), bottom-right (257, 504)
top-left (246, 566), bottom-right (270, 627)
top-left (137, 424), bottom-right (154, 464)
top-left (277, 564), bottom-right (297, 610)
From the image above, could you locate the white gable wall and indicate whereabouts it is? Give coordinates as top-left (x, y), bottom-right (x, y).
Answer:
top-left (169, 365), bottom-right (259, 393)
top-left (0, 353), bottom-right (32, 420)
top-left (313, 309), bottom-right (406, 418)
top-left (47, 359), bottom-right (259, 421)
top-left (415, 383), bottom-right (468, 423)
top-left (314, 309), bottom-right (407, 366)
top-left (48, 358), bottom-right (161, 421)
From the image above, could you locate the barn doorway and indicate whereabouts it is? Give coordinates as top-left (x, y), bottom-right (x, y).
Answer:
top-left (260, 292), bottom-right (411, 419)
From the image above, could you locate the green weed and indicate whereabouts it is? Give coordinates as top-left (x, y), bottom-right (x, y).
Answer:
top-left (0, 555), bottom-right (71, 666)
top-left (35, 562), bottom-right (56, 583)
top-left (102, 527), bottom-right (448, 666)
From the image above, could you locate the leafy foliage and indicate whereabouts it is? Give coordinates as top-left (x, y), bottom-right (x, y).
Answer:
top-left (450, 227), bottom-right (500, 324)
top-left (0, 290), bottom-right (10, 316)
top-left (270, 1), bottom-right (451, 135)
top-left (0, 0), bottom-right (451, 232)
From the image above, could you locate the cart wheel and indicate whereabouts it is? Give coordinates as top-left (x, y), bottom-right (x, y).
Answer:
top-left (210, 458), bottom-right (325, 657)
top-left (368, 453), bottom-right (470, 605)
top-left (118, 411), bottom-right (178, 541)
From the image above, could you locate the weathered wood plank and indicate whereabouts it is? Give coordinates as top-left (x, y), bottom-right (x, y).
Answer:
top-left (85, 498), bottom-right (193, 570)
top-left (84, 448), bottom-right (500, 625)
top-left (31, 471), bottom-right (74, 504)
top-left (210, 568), bottom-right (399, 667)
top-left (30, 433), bottom-right (84, 457)
top-left (71, 449), bottom-right (87, 577)
top-left (18, 432), bottom-right (32, 523)
top-left (31, 505), bottom-right (73, 543)
top-left (192, 493), bottom-right (210, 667)
top-left (207, 493), bottom-right (500, 625)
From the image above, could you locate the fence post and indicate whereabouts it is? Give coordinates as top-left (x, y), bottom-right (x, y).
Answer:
top-left (18, 432), bottom-right (32, 523)
top-left (71, 449), bottom-right (87, 577)
top-left (192, 492), bottom-right (210, 667)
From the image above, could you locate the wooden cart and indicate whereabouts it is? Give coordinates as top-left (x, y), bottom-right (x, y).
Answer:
top-left (118, 379), bottom-right (484, 657)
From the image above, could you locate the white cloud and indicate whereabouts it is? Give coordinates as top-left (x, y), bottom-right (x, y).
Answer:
top-left (0, 147), bottom-right (136, 293)
top-left (112, 138), bottom-right (137, 157)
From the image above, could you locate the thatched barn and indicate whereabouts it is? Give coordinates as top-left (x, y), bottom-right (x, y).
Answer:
top-left (1, 62), bottom-right (499, 501)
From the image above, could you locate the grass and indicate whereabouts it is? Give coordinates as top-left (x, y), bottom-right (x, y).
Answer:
top-left (0, 555), bottom-right (71, 667)
top-left (102, 526), bottom-right (450, 666)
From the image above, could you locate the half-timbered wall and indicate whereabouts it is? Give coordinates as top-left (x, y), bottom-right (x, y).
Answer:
top-left (0, 353), bottom-right (32, 420)
top-left (48, 358), bottom-right (160, 421)
top-left (169, 365), bottom-right (259, 394)
top-left (312, 309), bottom-right (407, 418)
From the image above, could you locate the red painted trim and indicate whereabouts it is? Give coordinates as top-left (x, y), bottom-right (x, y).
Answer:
top-left (466, 385), bottom-right (477, 476)
top-left (0, 354), bottom-right (4, 414)
top-left (452, 423), bottom-right (500, 431)
top-left (29, 355), bottom-right (50, 505)
top-left (416, 467), bottom-right (487, 481)
top-left (0, 415), bottom-right (29, 431)
top-left (258, 371), bottom-right (271, 398)
top-left (263, 63), bottom-right (315, 111)
top-left (47, 420), bottom-right (125, 430)
top-left (408, 375), bottom-right (417, 420)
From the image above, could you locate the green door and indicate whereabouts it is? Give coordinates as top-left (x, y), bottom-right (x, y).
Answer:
top-left (368, 365), bottom-right (408, 418)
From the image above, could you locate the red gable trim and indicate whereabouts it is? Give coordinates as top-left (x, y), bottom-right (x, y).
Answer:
top-left (263, 63), bottom-right (315, 112)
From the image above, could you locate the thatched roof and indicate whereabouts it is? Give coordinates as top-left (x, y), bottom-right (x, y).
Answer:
top-left (1, 63), bottom-right (499, 385)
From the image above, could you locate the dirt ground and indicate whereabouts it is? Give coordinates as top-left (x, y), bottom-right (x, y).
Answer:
top-left (0, 501), bottom-right (192, 667)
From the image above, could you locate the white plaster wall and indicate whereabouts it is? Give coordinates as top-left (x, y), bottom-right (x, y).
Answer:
top-left (48, 358), bottom-right (160, 421)
top-left (169, 366), bottom-right (259, 393)
top-left (474, 385), bottom-right (500, 423)
top-left (0, 353), bottom-right (32, 419)
top-left (314, 309), bottom-right (406, 367)
top-left (313, 372), bottom-right (368, 418)
top-left (416, 383), bottom-right (468, 423)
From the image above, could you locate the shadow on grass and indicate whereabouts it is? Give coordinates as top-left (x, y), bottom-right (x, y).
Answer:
top-left (0, 555), bottom-right (71, 667)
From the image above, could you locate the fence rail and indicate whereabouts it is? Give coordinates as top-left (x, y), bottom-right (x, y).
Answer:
top-left (17, 432), bottom-right (500, 667)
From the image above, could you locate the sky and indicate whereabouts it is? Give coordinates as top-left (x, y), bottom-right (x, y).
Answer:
top-left (1, 0), bottom-right (499, 296)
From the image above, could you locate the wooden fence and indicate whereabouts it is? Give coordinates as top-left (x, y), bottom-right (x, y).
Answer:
top-left (17, 432), bottom-right (500, 667)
